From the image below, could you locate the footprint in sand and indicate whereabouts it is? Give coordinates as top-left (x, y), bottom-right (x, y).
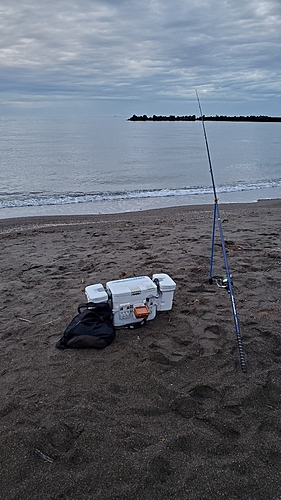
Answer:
top-left (200, 324), bottom-right (224, 355)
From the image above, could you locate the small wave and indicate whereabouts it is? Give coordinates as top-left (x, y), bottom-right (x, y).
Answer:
top-left (0, 179), bottom-right (280, 209)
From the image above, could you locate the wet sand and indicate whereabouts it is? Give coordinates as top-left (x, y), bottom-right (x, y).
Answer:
top-left (1, 200), bottom-right (281, 499)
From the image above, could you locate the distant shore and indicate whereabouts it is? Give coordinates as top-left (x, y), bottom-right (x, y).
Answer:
top-left (128, 114), bottom-right (281, 122)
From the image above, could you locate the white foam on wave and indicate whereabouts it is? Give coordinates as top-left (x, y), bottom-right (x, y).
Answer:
top-left (1, 178), bottom-right (281, 210)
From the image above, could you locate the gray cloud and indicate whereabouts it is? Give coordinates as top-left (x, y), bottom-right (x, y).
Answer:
top-left (0, 0), bottom-right (281, 115)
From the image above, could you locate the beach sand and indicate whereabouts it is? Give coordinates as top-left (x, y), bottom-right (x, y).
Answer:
top-left (1, 200), bottom-right (281, 500)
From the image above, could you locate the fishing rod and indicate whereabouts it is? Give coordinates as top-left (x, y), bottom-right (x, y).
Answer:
top-left (195, 90), bottom-right (247, 373)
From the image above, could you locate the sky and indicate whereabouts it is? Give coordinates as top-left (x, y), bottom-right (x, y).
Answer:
top-left (0, 0), bottom-right (281, 117)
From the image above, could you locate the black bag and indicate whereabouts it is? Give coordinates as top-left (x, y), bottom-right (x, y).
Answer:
top-left (56, 302), bottom-right (115, 349)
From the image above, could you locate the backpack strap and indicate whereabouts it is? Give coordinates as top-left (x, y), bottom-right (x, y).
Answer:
top-left (78, 302), bottom-right (112, 322)
top-left (78, 302), bottom-right (92, 313)
top-left (78, 302), bottom-right (107, 314)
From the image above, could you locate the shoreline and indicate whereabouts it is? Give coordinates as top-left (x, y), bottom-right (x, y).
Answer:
top-left (1, 187), bottom-right (280, 221)
top-left (1, 198), bottom-right (281, 499)
top-left (1, 198), bottom-right (280, 233)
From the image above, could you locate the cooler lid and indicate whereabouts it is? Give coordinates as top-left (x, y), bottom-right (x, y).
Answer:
top-left (106, 276), bottom-right (156, 295)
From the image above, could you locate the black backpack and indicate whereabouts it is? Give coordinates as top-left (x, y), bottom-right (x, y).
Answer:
top-left (56, 302), bottom-right (115, 349)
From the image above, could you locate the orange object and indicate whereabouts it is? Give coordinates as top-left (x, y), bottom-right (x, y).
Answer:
top-left (134, 305), bottom-right (150, 319)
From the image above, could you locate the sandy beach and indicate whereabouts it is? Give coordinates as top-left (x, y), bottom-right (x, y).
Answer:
top-left (1, 199), bottom-right (281, 500)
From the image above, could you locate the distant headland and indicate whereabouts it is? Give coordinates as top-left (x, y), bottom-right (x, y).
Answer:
top-left (128, 114), bottom-right (281, 122)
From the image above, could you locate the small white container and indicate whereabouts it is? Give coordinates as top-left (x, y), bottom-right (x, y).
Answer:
top-left (152, 273), bottom-right (176, 311)
top-left (85, 283), bottom-right (108, 304)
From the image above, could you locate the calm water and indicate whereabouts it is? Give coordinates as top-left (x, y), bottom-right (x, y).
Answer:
top-left (0, 116), bottom-right (280, 218)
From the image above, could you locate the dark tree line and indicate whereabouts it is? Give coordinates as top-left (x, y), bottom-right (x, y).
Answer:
top-left (199, 115), bottom-right (281, 122)
top-left (128, 114), bottom-right (196, 121)
top-left (128, 114), bottom-right (281, 122)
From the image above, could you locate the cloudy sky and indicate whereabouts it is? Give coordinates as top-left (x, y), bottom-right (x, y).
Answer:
top-left (1, 0), bottom-right (281, 116)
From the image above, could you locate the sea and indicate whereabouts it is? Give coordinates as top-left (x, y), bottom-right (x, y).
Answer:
top-left (0, 116), bottom-right (280, 219)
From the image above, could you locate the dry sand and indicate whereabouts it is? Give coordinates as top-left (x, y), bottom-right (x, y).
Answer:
top-left (1, 200), bottom-right (281, 500)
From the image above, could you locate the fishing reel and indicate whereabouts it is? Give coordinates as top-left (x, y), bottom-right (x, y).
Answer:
top-left (209, 275), bottom-right (233, 291)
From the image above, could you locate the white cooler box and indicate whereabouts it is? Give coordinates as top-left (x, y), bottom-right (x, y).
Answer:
top-left (85, 273), bottom-right (176, 328)
top-left (106, 276), bottom-right (158, 327)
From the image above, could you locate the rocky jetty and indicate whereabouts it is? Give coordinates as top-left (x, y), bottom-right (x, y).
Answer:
top-left (128, 114), bottom-right (281, 122)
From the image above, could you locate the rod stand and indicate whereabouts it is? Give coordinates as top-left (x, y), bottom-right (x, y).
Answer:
top-left (196, 90), bottom-right (247, 372)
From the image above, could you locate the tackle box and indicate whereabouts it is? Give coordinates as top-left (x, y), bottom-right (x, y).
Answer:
top-left (106, 276), bottom-right (158, 327)
top-left (85, 273), bottom-right (176, 327)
